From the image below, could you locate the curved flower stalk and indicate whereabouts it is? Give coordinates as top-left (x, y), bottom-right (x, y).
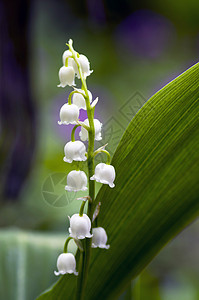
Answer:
top-left (55, 39), bottom-right (116, 300)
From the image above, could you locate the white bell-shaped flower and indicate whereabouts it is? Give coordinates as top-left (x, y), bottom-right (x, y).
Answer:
top-left (72, 89), bottom-right (92, 110)
top-left (92, 227), bottom-right (110, 249)
top-left (62, 50), bottom-right (72, 65)
top-left (79, 119), bottom-right (102, 141)
top-left (90, 163), bottom-right (115, 188)
top-left (65, 170), bottom-right (87, 192)
top-left (69, 213), bottom-right (93, 239)
top-left (63, 141), bottom-right (87, 163)
top-left (79, 54), bottom-right (93, 78)
top-left (58, 103), bottom-right (79, 125)
top-left (54, 253), bottom-right (78, 276)
top-left (58, 66), bottom-right (75, 87)
top-left (72, 54), bottom-right (93, 79)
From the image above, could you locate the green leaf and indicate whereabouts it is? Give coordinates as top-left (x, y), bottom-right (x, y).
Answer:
top-left (0, 230), bottom-right (68, 300)
top-left (37, 62), bottom-right (199, 300)
top-left (132, 271), bottom-right (162, 300)
top-left (119, 270), bottom-right (162, 300)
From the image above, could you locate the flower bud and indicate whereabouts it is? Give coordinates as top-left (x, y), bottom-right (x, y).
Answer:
top-left (69, 213), bottom-right (93, 239)
top-left (54, 253), bottom-right (78, 276)
top-left (65, 170), bottom-right (87, 192)
top-left (72, 89), bottom-right (92, 110)
top-left (58, 103), bottom-right (79, 125)
top-left (92, 227), bottom-right (110, 249)
top-left (58, 66), bottom-right (75, 87)
top-left (64, 141), bottom-right (87, 163)
top-left (90, 163), bottom-right (115, 188)
top-left (79, 119), bottom-right (102, 141)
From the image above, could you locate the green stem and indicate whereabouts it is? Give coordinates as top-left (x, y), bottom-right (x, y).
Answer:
top-left (68, 90), bottom-right (85, 105)
top-left (76, 249), bottom-right (85, 300)
top-left (78, 126), bottom-right (95, 299)
top-left (63, 237), bottom-right (73, 253)
top-left (71, 125), bottom-right (80, 142)
top-left (79, 200), bottom-right (87, 217)
top-left (65, 57), bottom-right (69, 67)
top-left (94, 149), bottom-right (111, 164)
top-left (68, 90), bottom-right (76, 105)
top-left (69, 40), bottom-right (95, 300)
top-left (94, 217), bottom-right (98, 227)
top-left (76, 121), bottom-right (90, 132)
top-left (68, 40), bottom-right (91, 107)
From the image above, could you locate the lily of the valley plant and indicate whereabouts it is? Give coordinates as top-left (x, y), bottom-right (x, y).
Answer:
top-left (55, 39), bottom-right (115, 299)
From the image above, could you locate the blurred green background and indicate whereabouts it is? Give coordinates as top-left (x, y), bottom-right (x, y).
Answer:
top-left (0, 0), bottom-right (198, 299)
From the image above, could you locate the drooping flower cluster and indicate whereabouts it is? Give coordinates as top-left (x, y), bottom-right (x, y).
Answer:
top-left (54, 39), bottom-right (115, 278)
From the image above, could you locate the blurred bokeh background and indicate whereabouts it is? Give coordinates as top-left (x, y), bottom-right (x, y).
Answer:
top-left (0, 0), bottom-right (198, 299)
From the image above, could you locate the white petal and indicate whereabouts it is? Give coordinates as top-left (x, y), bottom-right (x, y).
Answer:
top-left (63, 157), bottom-right (73, 163)
top-left (92, 227), bottom-right (110, 249)
top-left (64, 141), bottom-right (87, 163)
top-left (72, 89), bottom-right (92, 110)
top-left (55, 253), bottom-right (77, 276)
top-left (79, 54), bottom-right (93, 78)
top-left (79, 119), bottom-right (102, 141)
top-left (69, 214), bottom-right (92, 239)
top-left (72, 93), bottom-right (86, 109)
top-left (59, 104), bottom-right (79, 125)
top-left (58, 66), bottom-right (75, 87)
top-left (86, 233), bottom-right (93, 238)
top-left (54, 270), bottom-right (61, 276)
top-left (91, 163), bottom-right (115, 187)
top-left (65, 170), bottom-right (87, 192)
top-left (62, 50), bottom-right (72, 65)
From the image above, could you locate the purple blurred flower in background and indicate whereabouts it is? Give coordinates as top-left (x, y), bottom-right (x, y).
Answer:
top-left (86, 0), bottom-right (106, 27)
top-left (115, 10), bottom-right (176, 58)
top-left (0, 0), bottom-right (36, 201)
